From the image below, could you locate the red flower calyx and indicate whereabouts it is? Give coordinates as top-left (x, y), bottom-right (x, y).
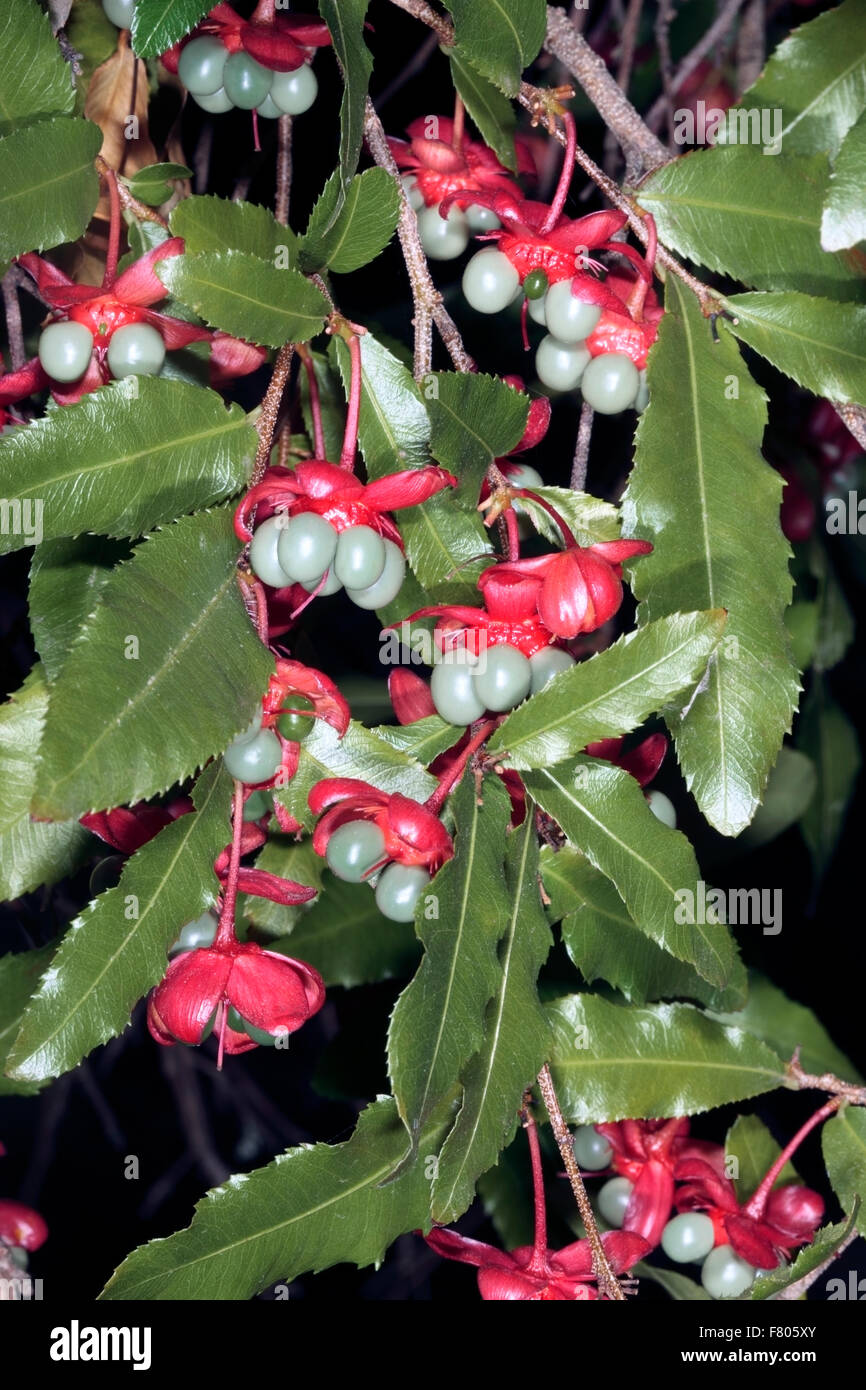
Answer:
top-left (309, 779), bottom-right (454, 874)
top-left (388, 113), bottom-right (532, 210)
top-left (0, 1200), bottom-right (49, 1252)
top-left (161, 2), bottom-right (331, 75)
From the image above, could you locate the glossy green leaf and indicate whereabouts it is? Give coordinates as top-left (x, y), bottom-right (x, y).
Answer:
top-left (318, 0), bottom-right (372, 197)
top-left (723, 291), bottom-right (866, 404)
top-left (66, 0), bottom-right (116, 95)
top-left (372, 715), bottom-right (458, 766)
top-left (822, 110), bottom-right (866, 251)
top-left (6, 760), bottom-right (231, 1084)
top-left (426, 372), bottom-right (529, 497)
top-left (398, 491), bottom-right (494, 604)
top-left (126, 162), bottom-right (192, 207)
top-left (638, 148), bottom-right (866, 301)
top-left (725, 1115), bottom-right (799, 1204)
top-left (131, 0), bottom-right (210, 57)
top-left (517, 485), bottom-right (621, 546)
top-left (747, 1212), bottom-right (858, 1299)
top-left (624, 279), bottom-right (799, 835)
top-left (432, 811), bottom-right (552, 1224)
top-left (170, 194), bottom-right (297, 262)
top-left (273, 718), bottom-right (437, 833)
top-left (0, 0), bottom-right (74, 135)
top-left (301, 168), bottom-right (400, 274)
top-left (388, 775), bottom-right (513, 1144)
top-left (490, 610), bottom-right (726, 771)
top-left (158, 251), bottom-right (328, 348)
top-left (796, 677), bottom-right (861, 881)
top-left (709, 971), bottom-right (862, 1082)
top-left (442, 0), bottom-right (546, 97)
top-left (29, 537), bottom-right (130, 683)
top-left (823, 1107), bottom-right (866, 1235)
top-left (739, 747), bottom-right (817, 850)
top-left (274, 873), bottom-right (420, 988)
top-left (547, 993), bottom-right (786, 1122)
top-left (240, 837), bottom-right (323, 937)
top-left (525, 758), bottom-right (740, 990)
top-left (100, 1097), bottom-right (450, 1299)
top-left (541, 847), bottom-right (746, 1010)
top-left (0, 379), bottom-right (254, 556)
top-left (449, 51), bottom-right (518, 172)
top-left (737, 0), bottom-right (866, 158)
top-left (0, 669), bottom-right (89, 902)
top-left (330, 332), bottom-right (430, 480)
top-left (0, 117), bottom-right (101, 261)
top-left (0, 944), bottom-right (56, 1095)
top-left (32, 508), bottom-right (273, 819)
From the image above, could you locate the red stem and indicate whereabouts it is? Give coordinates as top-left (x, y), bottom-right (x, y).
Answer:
top-left (519, 490), bottom-right (578, 548)
top-left (300, 347), bottom-right (326, 458)
top-left (252, 107), bottom-right (262, 154)
top-left (339, 331), bottom-right (363, 471)
top-left (626, 214), bottom-right (657, 323)
top-left (540, 111), bottom-right (576, 236)
top-left (744, 1098), bottom-right (842, 1221)
top-left (452, 93), bottom-right (465, 153)
top-left (102, 167), bottom-right (122, 290)
top-left (523, 1108), bottom-right (548, 1273)
top-left (215, 780), bottom-right (247, 949)
top-left (504, 507), bottom-right (520, 561)
top-left (425, 720), bottom-right (495, 814)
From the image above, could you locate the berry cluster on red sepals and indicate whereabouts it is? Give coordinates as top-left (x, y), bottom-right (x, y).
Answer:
top-left (310, 779), bottom-right (454, 875)
top-left (388, 114), bottom-right (532, 211)
top-left (161, 2), bottom-right (331, 78)
top-left (674, 1154), bottom-right (824, 1269)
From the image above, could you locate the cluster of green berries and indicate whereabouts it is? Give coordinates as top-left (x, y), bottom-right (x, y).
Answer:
top-left (177, 36), bottom-right (317, 117)
top-left (37, 321), bottom-right (165, 385)
top-left (430, 643), bottom-right (575, 726)
top-left (402, 180), bottom-right (501, 261)
top-left (249, 512), bottom-right (406, 608)
top-left (324, 822), bottom-right (431, 923)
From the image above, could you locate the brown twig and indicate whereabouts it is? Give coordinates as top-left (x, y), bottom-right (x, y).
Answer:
top-left (603, 0), bottom-right (644, 175)
top-left (536, 1063), bottom-right (626, 1300)
top-left (737, 0), bottom-right (766, 93)
top-left (387, 0), bottom-right (453, 44)
top-left (96, 155), bottom-right (169, 228)
top-left (786, 1050), bottom-right (866, 1105)
top-left (571, 401), bottom-right (594, 490)
top-left (2, 269), bottom-right (26, 370)
top-left (645, 0), bottom-right (748, 133)
top-left (252, 342), bottom-right (295, 484)
top-left (275, 114), bottom-right (293, 226)
top-left (654, 0), bottom-right (677, 149)
top-left (833, 403), bottom-right (866, 451)
top-left (193, 118), bottom-right (213, 195)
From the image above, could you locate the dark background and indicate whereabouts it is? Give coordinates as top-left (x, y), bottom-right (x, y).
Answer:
top-left (1, 0), bottom-right (863, 1302)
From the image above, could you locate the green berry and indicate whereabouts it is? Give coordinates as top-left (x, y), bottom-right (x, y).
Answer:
top-left (102, 0), bottom-right (135, 26)
top-left (646, 789), bottom-right (676, 829)
top-left (466, 204), bottom-right (501, 232)
top-left (269, 63), bottom-right (318, 115)
top-left (572, 1125), bottom-right (613, 1171)
top-left (277, 696), bottom-right (315, 742)
top-left (256, 94), bottom-right (282, 119)
top-left (661, 1212), bottom-right (716, 1264)
top-left (345, 538), bottom-right (406, 610)
top-left (334, 525), bottom-right (387, 590)
top-left (223, 52), bottom-right (272, 110)
top-left (170, 911), bottom-right (219, 957)
top-left (277, 512), bottom-right (338, 584)
top-left (597, 1177), bottom-right (633, 1228)
top-left (37, 321), bottom-right (93, 383)
top-left (472, 642), bottom-right (531, 712)
top-left (227, 1005), bottom-right (287, 1047)
top-left (300, 567), bottom-right (343, 597)
top-left (417, 205), bottom-right (470, 261)
top-left (193, 87), bottom-right (234, 114)
top-left (223, 727), bottom-right (282, 782)
top-left (401, 176), bottom-right (425, 211)
top-left (507, 464), bottom-right (543, 490)
top-left (375, 862), bottom-right (431, 922)
top-left (580, 352), bottom-right (641, 415)
top-left (527, 293), bottom-right (548, 327)
top-left (249, 515), bottom-right (294, 588)
top-left (325, 819), bottom-right (387, 883)
top-left (462, 248), bottom-right (520, 315)
top-left (430, 655), bottom-right (485, 726)
top-left (535, 335), bottom-right (591, 393)
top-left (544, 280), bottom-right (602, 343)
top-left (701, 1245), bottom-right (755, 1298)
top-left (523, 269), bottom-right (549, 301)
top-left (106, 322), bottom-right (165, 379)
top-left (178, 36), bottom-right (228, 96)
top-left (529, 646), bottom-right (575, 693)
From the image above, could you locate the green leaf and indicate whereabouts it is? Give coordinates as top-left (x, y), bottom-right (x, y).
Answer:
top-left (808, 541), bottom-right (855, 672)
top-left (432, 810), bottom-right (552, 1224)
top-left (547, 993), bottom-right (786, 1122)
top-left (0, 117), bottom-right (101, 261)
top-left (489, 610), bottom-right (726, 771)
top-left (388, 774), bottom-right (513, 1144)
top-left (273, 718), bottom-right (437, 833)
top-left (525, 758), bottom-right (740, 990)
top-left (739, 747), bottom-right (817, 850)
top-left (541, 847), bottom-right (746, 1010)
top-left (158, 251), bottom-right (328, 349)
top-left (131, 0), bottom-right (210, 57)
top-left (709, 971), bottom-right (862, 1083)
top-left (317, 0), bottom-right (372, 197)
top-left (170, 194), bottom-right (297, 262)
top-left (32, 508), bottom-right (274, 819)
top-left (442, 0), bottom-right (546, 97)
top-left (477, 1140), bottom-right (535, 1249)
top-left (100, 1097), bottom-right (450, 1299)
top-left (633, 1260), bottom-right (711, 1300)
top-left (0, 669), bottom-right (89, 902)
top-left (6, 760), bottom-right (231, 1084)
top-left (372, 715), bottom-right (458, 766)
top-left (517, 485), bottom-right (621, 546)
top-left (822, 110), bottom-right (866, 251)
top-left (795, 677), bottom-right (860, 881)
top-left (301, 169), bottom-right (400, 274)
top-left (126, 162), bottom-right (191, 207)
top-left (426, 372), bottom-right (529, 497)
top-left (449, 51), bottom-right (518, 172)
top-left (736, 0), bottom-right (866, 158)
top-left (330, 332), bottom-right (430, 480)
top-left (0, 0), bottom-right (74, 136)
top-left (0, 945), bottom-right (56, 1095)
top-left (624, 279), bottom-right (799, 835)
top-left (723, 291), bottom-right (866, 405)
top-left (747, 1212), bottom-right (858, 1299)
top-left (398, 492), bottom-right (494, 603)
top-left (638, 148), bottom-right (865, 301)
top-left (29, 537), bottom-right (130, 683)
top-left (273, 873), bottom-right (421, 988)
top-left (725, 1115), bottom-right (799, 1204)
top-left (0, 378), bottom-right (255, 556)
top-left (240, 837), bottom-right (324, 937)
top-left (823, 1107), bottom-right (866, 1235)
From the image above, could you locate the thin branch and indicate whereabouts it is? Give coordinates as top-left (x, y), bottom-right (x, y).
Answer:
top-left (387, 0), bottom-right (453, 44)
top-left (2, 270), bottom-right (26, 371)
top-left (646, 0), bottom-right (748, 133)
top-left (786, 1050), bottom-right (866, 1106)
top-left (97, 155), bottom-right (169, 228)
top-left (833, 402), bottom-right (866, 451)
top-left (654, 0), bottom-right (677, 150)
top-left (603, 0), bottom-right (644, 175)
top-left (536, 1063), bottom-right (626, 1300)
top-left (252, 342), bottom-right (295, 484)
top-left (275, 114), bottom-right (293, 226)
top-left (571, 401), bottom-right (594, 490)
top-left (737, 0), bottom-right (766, 92)
top-left (193, 119), bottom-right (213, 195)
